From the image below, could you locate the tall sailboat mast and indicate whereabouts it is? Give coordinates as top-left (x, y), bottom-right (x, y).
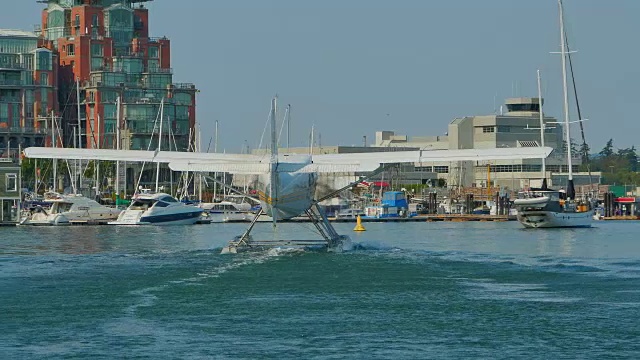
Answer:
top-left (76, 78), bottom-right (82, 193)
top-left (536, 70), bottom-right (547, 190)
top-left (270, 97), bottom-right (278, 227)
top-left (51, 110), bottom-right (57, 192)
top-left (558, 0), bottom-right (575, 199)
top-left (155, 98), bottom-right (164, 192)
top-left (213, 120), bottom-right (218, 200)
top-left (115, 96), bottom-right (121, 197)
top-left (198, 125), bottom-right (203, 202)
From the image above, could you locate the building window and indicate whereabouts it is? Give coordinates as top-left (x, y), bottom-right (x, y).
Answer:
top-left (497, 125), bottom-right (510, 133)
top-left (40, 72), bottom-right (49, 86)
top-left (35, 50), bottom-right (52, 71)
top-left (0, 104), bottom-right (8, 124)
top-left (433, 166), bottom-right (449, 174)
top-left (91, 44), bottom-right (103, 57)
top-left (75, 14), bottom-right (81, 27)
top-left (6, 174), bottom-right (17, 192)
top-left (67, 44), bottom-right (75, 56)
top-left (147, 59), bottom-right (159, 72)
top-left (148, 46), bottom-right (159, 58)
top-left (91, 57), bottom-right (103, 71)
top-left (521, 165), bottom-right (542, 172)
top-left (482, 126), bottom-right (495, 133)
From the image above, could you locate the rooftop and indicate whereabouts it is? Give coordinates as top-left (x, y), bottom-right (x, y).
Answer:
top-left (0, 29), bottom-right (38, 38)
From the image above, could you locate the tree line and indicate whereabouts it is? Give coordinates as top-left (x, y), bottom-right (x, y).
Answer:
top-left (586, 139), bottom-right (640, 185)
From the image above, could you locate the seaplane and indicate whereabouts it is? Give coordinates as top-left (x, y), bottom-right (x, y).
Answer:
top-left (24, 97), bottom-right (553, 253)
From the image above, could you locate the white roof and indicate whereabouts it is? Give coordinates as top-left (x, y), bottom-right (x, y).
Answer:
top-left (0, 29), bottom-right (38, 38)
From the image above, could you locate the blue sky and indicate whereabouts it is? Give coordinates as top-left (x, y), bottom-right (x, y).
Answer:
top-left (3, 0), bottom-right (639, 153)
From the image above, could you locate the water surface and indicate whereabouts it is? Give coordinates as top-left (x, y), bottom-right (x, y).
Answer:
top-left (1, 221), bottom-right (639, 359)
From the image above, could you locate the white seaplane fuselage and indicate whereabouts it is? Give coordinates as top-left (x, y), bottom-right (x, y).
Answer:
top-left (257, 155), bottom-right (318, 221)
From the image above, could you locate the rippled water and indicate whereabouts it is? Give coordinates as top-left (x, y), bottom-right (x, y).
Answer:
top-left (1, 221), bottom-right (639, 359)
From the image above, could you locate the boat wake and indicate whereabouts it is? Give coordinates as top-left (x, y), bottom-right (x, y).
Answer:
top-left (460, 279), bottom-right (583, 303)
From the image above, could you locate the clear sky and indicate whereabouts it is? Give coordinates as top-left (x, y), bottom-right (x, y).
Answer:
top-left (3, 0), bottom-right (639, 153)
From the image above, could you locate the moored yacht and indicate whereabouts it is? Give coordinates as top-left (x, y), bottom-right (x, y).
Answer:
top-left (20, 192), bottom-right (121, 226)
top-left (109, 192), bottom-right (203, 225)
top-left (515, 0), bottom-right (593, 229)
top-left (514, 189), bottom-right (592, 228)
top-left (199, 195), bottom-right (257, 222)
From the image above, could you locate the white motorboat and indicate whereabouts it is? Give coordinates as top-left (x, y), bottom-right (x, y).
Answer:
top-left (513, 190), bottom-right (592, 228)
top-left (199, 195), bottom-right (257, 223)
top-left (20, 193), bottom-right (121, 226)
top-left (200, 201), bottom-right (253, 223)
top-left (109, 192), bottom-right (203, 225)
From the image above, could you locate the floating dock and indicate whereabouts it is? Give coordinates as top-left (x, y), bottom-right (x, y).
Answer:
top-left (602, 216), bottom-right (640, 221)
top-left (329, 214), bottom-right (515, 223)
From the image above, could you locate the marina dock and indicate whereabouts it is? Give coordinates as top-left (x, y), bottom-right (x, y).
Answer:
top-left (328, 214), bottom-right (515, 223)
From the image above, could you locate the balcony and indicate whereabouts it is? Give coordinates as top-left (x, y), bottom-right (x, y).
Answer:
top-left (0, 63), bottom-right (25, 71)
top-left (0, 79), bottom-right (23, 87)
top-left (114, 50), bottom-right (145, 58)
top-left (148, 37), bottom-right (169, 43)
top-left (0, 126), bottom-right (49, 135)
top-left (147, 67), bottom-right (173, 74)
top-left (173, 83), bottom-right (196, 90)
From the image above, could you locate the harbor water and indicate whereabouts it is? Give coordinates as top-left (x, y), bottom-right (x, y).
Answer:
top-left (1, 221), bottom-right (640, 359)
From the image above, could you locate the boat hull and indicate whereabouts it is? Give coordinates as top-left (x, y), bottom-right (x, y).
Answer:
top-left (517, 210), bottom-right (593, 228)
top-left (109, 209), bottom-right (203, 225)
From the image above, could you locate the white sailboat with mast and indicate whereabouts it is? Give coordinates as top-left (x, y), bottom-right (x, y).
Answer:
top-left (513, 0), bottom-right (593, 228)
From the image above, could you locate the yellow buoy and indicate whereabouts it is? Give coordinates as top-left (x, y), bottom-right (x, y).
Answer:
top-left (353, 215), bottom-right (366, 232)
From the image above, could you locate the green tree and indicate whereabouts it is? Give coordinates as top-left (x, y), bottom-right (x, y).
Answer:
top-left (600, 138), bottom-right (614, 158)
top-left (617, 146), bottom-right (638, 172)
top-left (578, 142), bottom-right (590, 165)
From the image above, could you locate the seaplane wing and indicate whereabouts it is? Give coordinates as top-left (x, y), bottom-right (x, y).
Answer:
top-left (168, 161), bottom-right (270, 174)
top-left (308, 146), bottom-right (554, 172)
top-left (23, 147), bottom-right (263, 163)
top-left (168, 146), bottom-right (553, 174)
top-left (25, 146), bottom-right (553, 174)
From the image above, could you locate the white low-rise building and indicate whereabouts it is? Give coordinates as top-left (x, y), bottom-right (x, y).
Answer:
top-left (373, 97), bottom-right (595, 190)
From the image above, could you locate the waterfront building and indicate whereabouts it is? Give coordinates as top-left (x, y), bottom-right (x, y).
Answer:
top-left (374, 97), bottom-right (599, 190)
top-left (0, 158), bottom-right (21, 223)
top-left (37, 0), bottom-right (198, 152)
top-left (0, 29), bottom-right (57, 158)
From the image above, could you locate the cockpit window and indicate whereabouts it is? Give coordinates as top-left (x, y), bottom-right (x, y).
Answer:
top-left (154, 201), bottom-right (169, 208)
top-left (160, 196), bottom-right (178, 203)
top-left (130, 198), bottom-right (155, 210)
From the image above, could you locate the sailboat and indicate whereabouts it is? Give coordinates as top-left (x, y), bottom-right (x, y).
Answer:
top-left (513, 0), bottom-right (593, 228)
top-left (108, 99), bottom-right (203, 225)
